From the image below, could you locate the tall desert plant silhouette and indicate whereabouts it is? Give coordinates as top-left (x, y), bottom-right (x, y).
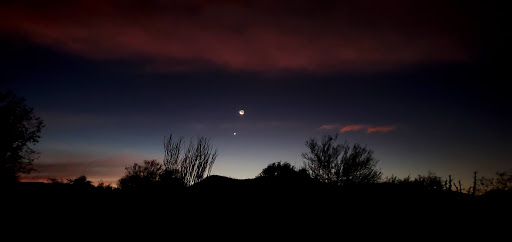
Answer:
top-left (163, 135), bottom-right (217, 187)
top-left (302, 134), bottom-right (381, 185)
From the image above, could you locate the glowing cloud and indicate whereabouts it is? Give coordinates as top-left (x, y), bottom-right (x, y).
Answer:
top-left (339, 124), bottom-right (395, 133)
top-left (367, 126), bottom-right (395, 133)
top-left (340, 124), bottom-right (367, 132)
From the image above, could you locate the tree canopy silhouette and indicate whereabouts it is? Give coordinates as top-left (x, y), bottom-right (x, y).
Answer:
top-left (258, 161), bottom-right (301, 178)
top-left (163, 135), bottom-right (217, 187)
top-left (0, 91), bottom-right (44, 184)
top-left (67, 175), bottom-right (94, 187)
top-left (118, 159), bottom-right (163, 190)
top-left (302, 134), bottom-right (381, 185)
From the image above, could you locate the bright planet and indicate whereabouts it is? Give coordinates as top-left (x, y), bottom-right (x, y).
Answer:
top-left (239, 110), bottom-right (244, 115)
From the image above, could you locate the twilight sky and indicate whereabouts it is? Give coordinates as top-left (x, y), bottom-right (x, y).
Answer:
top-left (1, 0), bottom-right (510, 186)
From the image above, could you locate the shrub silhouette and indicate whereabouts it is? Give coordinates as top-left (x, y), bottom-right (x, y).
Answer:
top-left (413, 171), bottom-right (444, 191)
top-left (495, 170), bottom-right (512, 190)
top-left (96, 181), bottom-right (113, 191)
top-left (0, 91), bottom-right (44, 184)
top-left (118, 160), bottom-right (163, 190)
top-left (302, 134), bottom-right (381, 186)
top-left (257, 161), bottom-right (298, 178)
top-left (475, 170), bottom-right (512, 195)
top-left (68, 175), bottom-right (93, 187)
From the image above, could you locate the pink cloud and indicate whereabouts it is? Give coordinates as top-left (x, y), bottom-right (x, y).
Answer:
top-left (340, 125), bottom-right (367, 132)
top-left (340, 124), bottom-right (395, 133)
top-left (0, 1), bottom-right (472, 73)
top-left (367, 126), bottom-right (395, 133)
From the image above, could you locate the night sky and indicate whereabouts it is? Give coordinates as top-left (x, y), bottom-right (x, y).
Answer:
top-left (1, 0), bottom-right (510, 185)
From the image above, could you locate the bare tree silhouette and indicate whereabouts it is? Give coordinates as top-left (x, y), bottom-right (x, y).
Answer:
top-left (163, 135), bottom-right (217, 187)
top-left (302, 134), bottom-right (381, 185)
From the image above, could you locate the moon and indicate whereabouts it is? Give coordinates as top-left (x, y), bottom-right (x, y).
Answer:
top-left (239, 110), bottom-right (244, 115)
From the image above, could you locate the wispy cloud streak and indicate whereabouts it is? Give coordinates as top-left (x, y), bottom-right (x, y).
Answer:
top-left (319, 124), bottom-right (395, 133)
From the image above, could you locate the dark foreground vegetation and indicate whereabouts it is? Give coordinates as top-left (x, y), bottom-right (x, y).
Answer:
top-left (2, 91), bottom-right (511, 231)
top-left (5, 170), bottom-right (512, 222)
top-left (4, 162), bottom-right (512, 233)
